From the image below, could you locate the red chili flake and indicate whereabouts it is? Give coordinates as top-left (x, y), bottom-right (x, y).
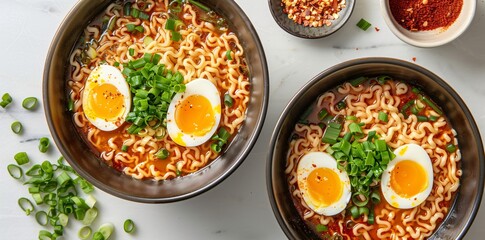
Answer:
top-left (412, 57), bottom-right (417, 62)
top-left (375, 27), bottom-right (380, 32)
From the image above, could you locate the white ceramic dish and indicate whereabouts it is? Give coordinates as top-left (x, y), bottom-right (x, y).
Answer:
top-left (380, 0), bottom-right (476, 47)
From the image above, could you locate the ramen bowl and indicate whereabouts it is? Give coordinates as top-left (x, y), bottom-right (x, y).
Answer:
top-left (268, 0), bottom-right (355, 39)
top-left (267, 58), bottom-right (484, 239)
top-left (44, 0), bottom-right (268, 203)
top-left (380, 0), bottom-right (476, 47)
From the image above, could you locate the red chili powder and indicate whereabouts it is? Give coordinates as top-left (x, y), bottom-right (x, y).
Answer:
top-left (389, 0), bottom-right (463, 31)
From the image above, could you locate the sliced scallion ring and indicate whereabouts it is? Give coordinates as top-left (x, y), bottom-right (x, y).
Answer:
top-left (124, 219), bottom-right (135, 233)
top-left (225, 50), bottom-right (232, 60)
top-left (11, 121), bottom-right (23, 134)
top-left (38, 230), bottom-right (52, 240)
top-left (82, 207), bottom-right (98, 225)
top-left (18, 197), bottom-right (35, 215)
top-left (78, 226), bottom-right (92, 240)
top-left (58, 213), bottom-right (69, 227)
top-left (1, 93), bottom-right (13, 108)
top-left (7, 164), bottom-right (23, 179)
top-left (98, 223), bottom-right (114, 239)
top-left (35, 211), bottom-right (48, 226)
top-left (14, 152), bottom-right (29, 165)
top-left (22, 97), bottom-right (38, 110)
top-left (39, 137), bottom-right (50, 153)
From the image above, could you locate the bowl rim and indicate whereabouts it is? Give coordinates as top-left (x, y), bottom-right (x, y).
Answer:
top-left (267, 0), bottom-right (356, 39)
top-left (43, 0), bottom-right (270, 203)
top-left (266, 57), bottom-right (485, 238)
top-left (379, 0), bottom-right (477, 47)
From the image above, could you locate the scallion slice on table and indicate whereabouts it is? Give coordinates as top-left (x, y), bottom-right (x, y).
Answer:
top-left (79, 226), bottom-right (92, 240)
top-left (96, 223), bottom-right (114, 239)
top-left (124, 219), bottom-right (135, 233)
top-left (38, 137), bottom-right (50, 153)
top-left (11, 121), bottom-right (22, 134)
top-left (22, 97), bottom-right (38, 110)
top-left (356, 18), bottom-right (372, 31)
top-left (18, 197), bottom-right (35, 215)
top-left (0, 93), bottom-right (13, 108)
top-left (14, 152), bottom-right (30, 165)
top-left (7, 164), bottom-right (23, 179)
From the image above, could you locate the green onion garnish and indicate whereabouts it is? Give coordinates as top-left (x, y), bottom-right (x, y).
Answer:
top-left (224, 93), bottom-right (234, 107)
top-left (39, 137), bottom-right (50, 153)
top-left (420, 95), bottom-right (443, 115)
top-left (446, 143), bottom-right (457, 153)
top-left (346, 115), bottom-right (358, 121)
top-left (39, 230), bottom-right (52, 240)
top-left (121, 145), bottom-right (128, 152)
top-left (189, 0), bottom-right (211, 12)
top-left (126, 23), bottom-right (136, 32)
top-left (376, 75), bottom-right (391, 85)
top-left (225, 50), bottom-right (233, 60)
top-left (78, 226), bottom-right (92, 240)
top-left (92, 232), bottom-right (104, 240)
top-left (165, 18), bottom-right (176, 31)
top-left (14, 152), bottom-right (30, 165)
top-left (82, 207), bottom-right (98, 225)
top-left (18, 197), bottom-right (35, 215)
top-left (358, 206), bottom-right (369, 216)
top-left (155, 148), bottom-right (169, 159)
top-left (68, 99), bottom-right (74, 112)
top-left (211, 142), bottom-right (222, 153)
top-left (129, 48), bottom-right (135, 56)
top-left (0, 93), bottom-right (13, 108)
top-left (318, 108), bottom-right (329, 120)
top-left (131, 8), bottom-right (140, 18)
top-left (7, 164), bottom-right (23, 179)
top-left (124, 219), bottom-right (135, 233)
top-left (417, 115), bottom-right (428, 122)
top-left (429, 115), bottom-right (439, 122)
top-left (22, 97), bottom-right (38, 110)
top-left (350, 76), bottom-right (367, 86)
top-left (315, 224), bottom-right (328, 232)
top-left (36, 211), bottom-right (48, 226)
top-left (11, 121), bottom-right (23, 134)
top-left (139, 12), bottom-right (150, 20)
top-left (350, 205), bottom-right (359, 218)
top-left (171, 31), bottom-right (182, 41)
top-left (97, 223), bottom-right (114, 240)
top-left (336, 101), bottom-right (346, 110)
top-left (356, 18), bottom-right (372, 31)
top-left (378, 111), bottom-right (388, 123)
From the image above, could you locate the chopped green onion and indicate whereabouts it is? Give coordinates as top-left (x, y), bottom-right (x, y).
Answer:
top-left (131, 8), bottom-right (140, 18)
top-left (59, 213), bottom-right (69, 227)
top-left (356, 18), bottom-right (372, 31)
top-left (225, 50), bottom-right (233, 60)
top-left (32, 193), bottom-right (43, 204)
top-left (126, 23), bottom-right (136, 32)
top-left (376, 75), bottom-right (392, 85)
top-left (417, 115), bottom-right (428, 122)
top-left (85, 194), bottom-right (97, 208)
top-left (39, 230), bottom-right (52, 240)
top-left (129, 48), bottom-right (135, 56)
top-left (352, 192), bottom-right (369, 207)
top-left (171, 31), bottom-right (182, 41)
top-left (322, 125), bottom-right (341, 144)
top-left (411, 105), bottom-right (420, 115)
top-left (7, 164), bottom-right (23, 179)
top-left (350, 205), bottom-right (359, 218)
top-left (22, 97), bottom-right (38, 110)
top-left (429, 115), bottom-right (439, 122)
top-left (378, 111), bottom-right (388, 123)
top-left (412, 87), bottom-right (421, 94)
top-left (139, 12), bottom-right (150, 20)
top-left (350, 76), bottom-right (367, 86)
top-left (121, 145), bottom-right (128, 152)
top-left (224, 93), bottom-right (234, 107)
top-left (0, 93), bottom-right (13, 108)
top-left (79, 226), bottom-right (92, 240)
top-left (135, 25), bottom-right (144, 33)
top-left (446, 143), bottom-right (457, 153)
top-left (82, 207), bottom-right (98, 225)
top-left (349, 122), bottom-right (363, 135)
top-left (420, 95), bottom-right (443, 115)
top-left (370, 191), bottom-right (381, 204)
top-left (165, 18), bottom-right (176, 31)
top-left (143, 36), bottom-right (154, 46)
top-left (318, 108), bottom-right (329, 120)
top-left (97, 223), bottom-right (114, 239)
top-left (11, 121), bottom-right (22, 134)
top-left (368, 206), bottom-right (375, 224)
top-left (189, 0), bottom-right (211, 12)
top-left (124, 219), bottom-right (135, 233)
top-left (36, 211), bottom-right (48, 226)
top-left (39, 137), bottom-right (50, 153)
top-left (400, 99), bottom-right (415, 117)
top-left (346, 115), bottom-right (358, 121)
top-left (18, 197), bottom-right (34, 215)
top-left (358, 206), bottom-right (369, 216)
top-left (92, 231), bottom-right (105, 240)
top-left (67, 99), bottom-right (74, 111)
top-left (14, 152), bottom-right (30, 165)
top-left (155, 148), bottom-right (169, 159)
top-left (211, 142), bottom-right (222, 153)
top-left (315, 224), bottom-right (328, 232)
top-left (336, 101), bottom-right (346, 110)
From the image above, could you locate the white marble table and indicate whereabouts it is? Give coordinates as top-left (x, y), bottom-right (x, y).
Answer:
top-left (1, 0), bottom-right (484, 239)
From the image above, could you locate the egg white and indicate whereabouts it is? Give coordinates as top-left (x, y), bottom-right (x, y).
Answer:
top-left (381, 143), bottom-right (434, 209)
top-left (166, 78), bottom-right (221, 147)
top-left (82, 65), bottom-right (131, 131)
top-left (297, 152), bottom-right (351, 216)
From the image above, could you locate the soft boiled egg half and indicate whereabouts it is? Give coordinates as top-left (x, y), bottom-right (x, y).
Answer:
top-left (166, 78), bottom-right (221, 147)
top-left (381, 143), bottom-right (434, 209)
top-left (297, 152), bottom-right (351, 216)
top-left (82, 65), bottom-right (131, 131)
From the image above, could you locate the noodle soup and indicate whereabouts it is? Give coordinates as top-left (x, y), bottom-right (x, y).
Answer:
top-left (286, 77), bottom-right (460, 239)
top-left (67, 0), bottom-right (250, 180)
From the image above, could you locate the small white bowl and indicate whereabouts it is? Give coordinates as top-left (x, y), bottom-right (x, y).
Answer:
top-left (380, 0), bottom-right (476, 47)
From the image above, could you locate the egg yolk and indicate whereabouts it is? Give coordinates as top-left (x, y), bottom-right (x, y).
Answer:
top-left (390, 160), bottom-right (428, 198)
top-left (175, 94), bottom-right (215, 136)
top-left (88, 83), bottom-right (125, 119)
top-left (307, 167), bottom-right (342, 207)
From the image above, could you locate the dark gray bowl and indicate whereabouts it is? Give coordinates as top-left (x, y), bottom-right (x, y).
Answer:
top-left (43, 0), bottom-right (269, 203)
top-left (268, 0), bottom-right (355, 39)
top-left (267, 58), bottom-right (484, 239)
